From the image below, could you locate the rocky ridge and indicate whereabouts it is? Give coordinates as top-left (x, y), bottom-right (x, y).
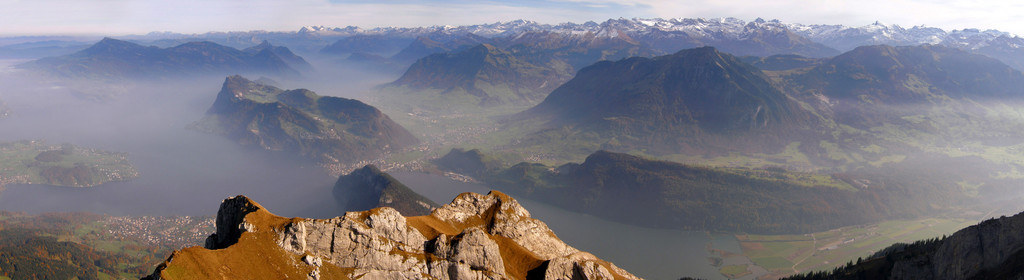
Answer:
top-left (147, 192), bottom-right (640, 280)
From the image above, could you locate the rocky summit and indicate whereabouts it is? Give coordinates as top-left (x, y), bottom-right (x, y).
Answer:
top-left (146, 192), bottom-right (640, 280)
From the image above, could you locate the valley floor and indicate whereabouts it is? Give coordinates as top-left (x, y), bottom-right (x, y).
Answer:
top-left (730, 216), bottom-right (979, 279)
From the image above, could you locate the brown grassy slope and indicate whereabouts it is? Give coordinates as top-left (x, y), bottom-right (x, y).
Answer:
top-left (153, 201), bottom-right (352, 280)
top-left (151, 191), bottom-right (639, 280)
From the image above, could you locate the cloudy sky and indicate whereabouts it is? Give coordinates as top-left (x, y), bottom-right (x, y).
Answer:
top-left (1, 0), bottom-right (1022, 36)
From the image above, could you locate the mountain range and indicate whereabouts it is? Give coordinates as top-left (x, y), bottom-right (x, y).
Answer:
top-left (789, 44), bottom-right (1024, 103)
top-left (517, 46), bottom-right (818, 155)
top-left (16, 38), bottom-right (303, 79)
top-left (13, 18), bottom-right (1017, 74)
top-left (17, 18), bottom-right (1024, 82)
top-left (10, 17), bottom-right (1024, 280)
top-left (303, 18), bottom-right (1024, 64)
top-left (0, 39), bottom-right (90, 59)
top-left (296, 18), bottom-right (1024, 71)
top-left (780, 44), bottom-right (1024, 130)
top-left (192, 75), bottom-right (418, 165)
top-left (492, 41), bottom-right (1024, 171)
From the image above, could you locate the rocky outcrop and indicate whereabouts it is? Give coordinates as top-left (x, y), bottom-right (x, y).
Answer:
top-left (890, 212), bottom-right (1024, 280)
top-left (204, 196), bottom-right (262, 250)
top-left (147, 192), bottom-right (641, 280)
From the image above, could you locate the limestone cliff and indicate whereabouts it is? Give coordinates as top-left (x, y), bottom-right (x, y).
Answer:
top-left (146, 192), bottom-right (641, 280)
top-left (890, 212), bottom-right (1024, 280)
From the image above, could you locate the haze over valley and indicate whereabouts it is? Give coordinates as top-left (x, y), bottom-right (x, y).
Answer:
top-left (4, 5), bottom-right (1024, 279)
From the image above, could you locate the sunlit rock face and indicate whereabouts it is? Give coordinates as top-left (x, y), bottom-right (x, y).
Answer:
top-left (147, 192), bottom-right (642, 280)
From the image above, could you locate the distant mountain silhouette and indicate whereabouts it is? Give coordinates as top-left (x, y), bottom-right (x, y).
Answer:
top-left (794, 44), bottom-right (1024, 102)
top-left (243, 40), bottom-right (313, 72)
top-left (388, 43), bottom-right (573, 106)
top-left (333, 165), bottom-right (438, 216)
top-left (19, 38), bottom-right (302, 79)
top-left (319, 34), bottom-right (413, 56)
top-left (390, 34), bottom-right (493, 64)
top-left (785, 44), bottom-right (1024, 128)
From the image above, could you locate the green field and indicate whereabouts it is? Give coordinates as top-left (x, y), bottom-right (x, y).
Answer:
top-left (719, 264), bottom-right (752, 278)
top-left (0, 140), bottom-right (139, 188)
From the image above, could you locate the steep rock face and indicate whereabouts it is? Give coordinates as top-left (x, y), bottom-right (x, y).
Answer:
top-left (333, 165), bottom-right (439, 216)
top-left (194, 75), bottom-right (418, 165)
top-left (148, 192), bottom-right (641, 280)
top-left (891, 212), bottom-right (1024, 279)
top-left (19, 38), bottom-right (301, 79)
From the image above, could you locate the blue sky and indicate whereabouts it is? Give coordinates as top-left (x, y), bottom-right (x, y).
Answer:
top-left (1, 0), bottom-right (1021, 36)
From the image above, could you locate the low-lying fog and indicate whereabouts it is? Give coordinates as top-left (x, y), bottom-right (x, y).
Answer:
top-left (0, 59), bottom-right (397, 218)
